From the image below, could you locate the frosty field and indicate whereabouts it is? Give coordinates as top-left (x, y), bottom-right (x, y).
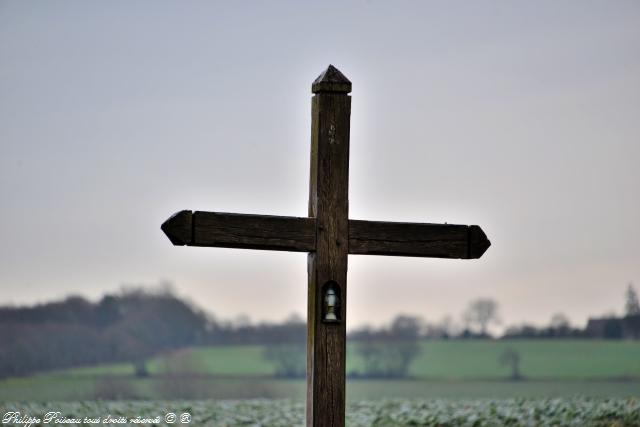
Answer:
top-left (2, 398), bottom-right (640, 427)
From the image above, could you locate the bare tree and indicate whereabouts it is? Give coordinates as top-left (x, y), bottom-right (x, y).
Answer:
top-left (550, 313), bottom-right (570, 329)
top-left (438, 315), bottom-right (457, 338)
top-left (625, 282), bottom-right (640, 316)
top-left (355, 340), bottom-right (421, 378)
top-left (499, 347), bottom-right (522, 380)
top-left (424, 317), bottom-right (453, 339)
top-left (389, 315), bottom-right (423, 339)
top-left (463, 299), bottom-right (500, 336)
top-left (353, 315), bottom-right (422, 378)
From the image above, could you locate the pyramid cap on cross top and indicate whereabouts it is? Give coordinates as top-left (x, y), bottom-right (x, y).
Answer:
top-left (312, 65), bottom-right (352, 94)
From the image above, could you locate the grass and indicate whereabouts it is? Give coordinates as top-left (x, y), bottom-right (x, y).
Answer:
top-left (40, 340), bottom-right (640, 380)
top-left (1, 376), bottom-right (639, 401)
top-left (177, 340), bottom-right (640, 379)
top-left (174, 345), bottom-right (273, 376)
top-left (403, 340), bottom-right (640, 379)
top-left (2, 340), bottom-right (640, 401)
top-left (42, 345), bottom-right (274, 378)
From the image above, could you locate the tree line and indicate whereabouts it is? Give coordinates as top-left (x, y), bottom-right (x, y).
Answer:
top-left (0, 287), bottom-right (310, 379)
top-left (0, 289), bottom-right (209, 378)
top-left (1, 282), bottom-right (638, 379)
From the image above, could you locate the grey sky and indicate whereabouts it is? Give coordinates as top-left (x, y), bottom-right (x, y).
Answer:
top-left (1, 1), bottom-right (638, 332)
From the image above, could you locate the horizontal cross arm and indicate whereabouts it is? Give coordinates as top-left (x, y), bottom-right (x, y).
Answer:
top-left (162, 211), bottom-right (490, 259)
top-left (348, 219), bottom-right (490, 259)
top-left (161, 210), bottom-right (316, 252)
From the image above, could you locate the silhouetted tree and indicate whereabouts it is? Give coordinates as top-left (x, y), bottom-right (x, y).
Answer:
top-left (96, 295), bottom-right (121, 328)
top-left (355, 340), bottom-right (421, 378)
top-left (0, 287), bottom-right (212, 378)
top-left (625, 283), bottom-right (640, 316)
top-left (352, 315), bottom-right (422, 378)
top-left (549, 313), bottom-right (571, 337)
top-left (550, 313), bottom-right (570, 329)
top-left (499, 347), bottom-right (522, 380)
top-left (390, 315), bottom-right (423, 339)
top-left (463, 299), bottom-right (500, 336)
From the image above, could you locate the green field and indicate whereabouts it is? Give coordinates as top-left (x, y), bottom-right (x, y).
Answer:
top-left (44, 340), bottom-right (640, 379)
top-left (1, 340), bottom-right (639, 401)
top-left (404, 340), bottom-right (640, 379)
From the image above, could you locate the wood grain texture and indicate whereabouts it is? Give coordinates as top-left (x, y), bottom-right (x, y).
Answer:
top-left (307, 70), bottom-right (351, 427)
top-left (160, 65), bottom-right (492, 427)
top-left (161, 210), bottom-right (316, 252)
top-left (162, 211), bottom-right (490, 259)
top-left (193, 211), bottom-right (316, 252)
top-left (348, 219), bottom-right (491, 259)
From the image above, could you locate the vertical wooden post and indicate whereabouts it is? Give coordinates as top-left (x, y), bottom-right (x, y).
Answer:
top-left (161, 65), bottom-right (490, 425)
top-left (307, 65), bottom-right (351, 427)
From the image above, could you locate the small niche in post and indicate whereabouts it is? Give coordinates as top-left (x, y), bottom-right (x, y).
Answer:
top-left (322, 281), bottom-right (341, 324)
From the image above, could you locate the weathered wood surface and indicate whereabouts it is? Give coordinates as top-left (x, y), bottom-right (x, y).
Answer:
top-left (161, 210), bottom-right (316, 252)
top-left (307, 65), bottom-right (351, 427)
top-left (160, 64), bottom-right (492, 427)
top-left (349, 220), bottom-right (490, 259)
top-left (163, 211), bottom-right (490, 259)
top-left (311, 65), bottom-right (352, 94)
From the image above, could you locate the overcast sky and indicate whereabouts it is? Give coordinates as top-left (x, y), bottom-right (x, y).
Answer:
top-left (1, 1), bottom-right (638, 332)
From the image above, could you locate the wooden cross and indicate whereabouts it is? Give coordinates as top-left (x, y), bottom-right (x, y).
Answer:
top-left (161, 65), bottom-right (490, 427)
